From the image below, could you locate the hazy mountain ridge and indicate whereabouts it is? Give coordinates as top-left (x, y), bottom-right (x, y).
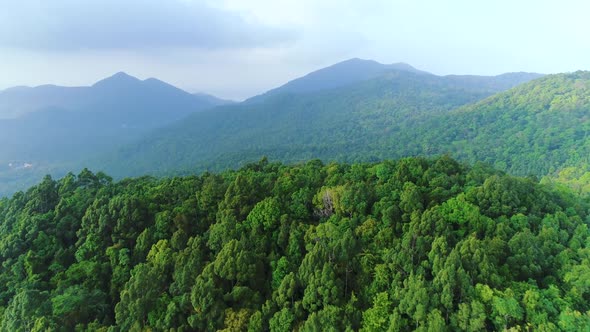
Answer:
top-left (0, 72), bottom-right (223, 120)
top-left (0, 73), bottom-right (228, 195)
top-left (0, 85), bottom-right (85, 119)
top-left (193, 92), bottom-right (235, 106)
top-left (246, 58), bottom-right (430, 103)
top-left (99, 62), bottom-right (543, 178)
top-left (441, 72), bottom-right (544, 92)
top-left (0, 59), bottom-right (557, 196)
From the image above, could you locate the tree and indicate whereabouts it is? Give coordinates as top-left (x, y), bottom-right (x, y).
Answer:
top-left (361, 292), bottom-right (391, 332)
top-left (491, 288), bottom-right (523, 330)
top-left (1, 289), bottom-right (50, 332)
top-left (269, 308), bottom-right (295, 332)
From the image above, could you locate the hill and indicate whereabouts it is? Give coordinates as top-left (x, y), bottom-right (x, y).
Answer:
top-left (101, 69), bottom-right (590, 183)
top-left (0, 72), bottom-right (217, 120)
top-left (0, 157), bottom-right (588, 330)
top-left (246, 58), bottom-right (431, 103)
top-left (0, 73), bottom-right (226, 195)
top-left (416, 71), bottom-right (590, 175)
top-left (101, 62), bottom-right (542, 178)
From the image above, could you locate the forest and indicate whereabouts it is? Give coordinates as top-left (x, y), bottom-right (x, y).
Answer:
top-left (1, 156), bottom-right (589, 331)
top-left (98, 71), bottom-right (590, 189)
top-left (102, 69), bottom-right (541, 180)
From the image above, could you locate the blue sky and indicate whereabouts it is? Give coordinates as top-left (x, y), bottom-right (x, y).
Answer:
top-left (0, 0), bottom-right (589, 100)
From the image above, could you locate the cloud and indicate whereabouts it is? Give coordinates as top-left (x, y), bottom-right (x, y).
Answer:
top-left (0, 0), bottom-right (297, 51)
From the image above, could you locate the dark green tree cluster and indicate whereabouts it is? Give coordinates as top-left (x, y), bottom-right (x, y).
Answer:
top-left (0, 157), bottom-right (589, 330)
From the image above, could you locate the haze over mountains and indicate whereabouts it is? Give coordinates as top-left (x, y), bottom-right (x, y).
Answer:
top-left (99, 59), bottom-right (543, 178)
top-left (0, 73), bottom-right (231, 195)
top-left (5, 0), bottom-right (590, 329)
top-left (246, 59), bottom-right (541, 103)
top-left (1, 57), bottom-right (581, 197)
top-left (245, 58), bottom-right (428, 103)
top-left (0, 72), bottom-right (229, 120)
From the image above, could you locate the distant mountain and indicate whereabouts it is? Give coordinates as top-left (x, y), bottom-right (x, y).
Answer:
top-left (246, 58), bottom-right (430, 103)
top-left (193, 93), bottom-right (235, 106)
top-left (0, 84), bottom-right (84, 119)
top-left (442, 71), bottom-right (544, 93)
top-left (0, 61), bottom-right (549, 196)
top-left (100, 65), bottom-right (542, 178)
top-left (0, 72), bottom-right (218, 122)
top-left (0, 73), bottom-right (225, 195)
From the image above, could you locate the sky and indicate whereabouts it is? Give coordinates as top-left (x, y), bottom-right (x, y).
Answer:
top-left (0, 0), bottom-right (589, 100)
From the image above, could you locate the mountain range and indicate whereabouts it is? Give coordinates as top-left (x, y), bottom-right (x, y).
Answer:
top-left (0, 72), bottom-right (230, 120)
top-left (8, 57), bottom-right (590, 197)
top-left (0, 74), bottom-right (231, 195)
top-left (97, 59), bottom-right (544, 178)
top-left (0, 73), bottom-right (229, 161)
top-left (3, 59), bottom-right (590, 331)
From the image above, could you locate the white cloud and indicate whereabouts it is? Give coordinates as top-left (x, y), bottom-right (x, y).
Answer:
top-left (0, 0), bottom-right (296, 51)
top-left (0, 0), bottom-right (589, 99)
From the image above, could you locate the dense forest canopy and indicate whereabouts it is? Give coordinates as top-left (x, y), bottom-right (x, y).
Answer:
top-left (419, 71), bottom-right (590, 176)
top-left (1, 157), bottom-right (589, 331)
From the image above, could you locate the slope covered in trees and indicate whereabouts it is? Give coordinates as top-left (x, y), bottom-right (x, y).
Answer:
top-left (417, 71), bottom-right (590, 176)
top-left (100, 71), bottom-right (590, 190)
top-left (1, 157), bottom-right (589, 330)
top-left (0, 59), bottom-right (543, 196)
top-left (101, 68), bottom-right (540, 178)
top-left (245, 58), bottom-right (430, 102)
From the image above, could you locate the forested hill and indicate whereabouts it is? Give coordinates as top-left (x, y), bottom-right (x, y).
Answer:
top-left (100, 68), bottom-right (541, 178)
top-left (1, 157), bottom-right (589, 330)
top-left (418, 71), bottom-right (590, 175)
top-left (101, 70), bottom-right (590, 183)
top-left (0, 59), bottom-right (543, 197)
top-left (245, 58), bottom-right (431, 102)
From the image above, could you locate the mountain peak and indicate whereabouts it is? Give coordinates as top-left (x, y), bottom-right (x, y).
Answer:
top-left (247, 58), bottom-right (428, 102)
top-left (111, 71), bottom-right (137, 80)
top-left (92, 72), bottom-right (141, 88)
top-left (327, 58), bottom-right (385, 70)
top-left (333, 58), bottom-right (424, 74)
top-left (339, 57), bottom-right (380, 65)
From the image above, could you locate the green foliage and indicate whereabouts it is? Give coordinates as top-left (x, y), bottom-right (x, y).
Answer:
top-left (101, 70), bottom-right (541, 182)
top-left (0, 157), bottom-right (588, 330)
top-left (92, 70), bottom-right (590, 200)
top-left (361, 292), bottom-right (391, 332)
top-left (421, 72), bottom-right (590, 178)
